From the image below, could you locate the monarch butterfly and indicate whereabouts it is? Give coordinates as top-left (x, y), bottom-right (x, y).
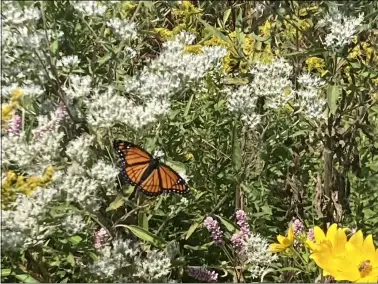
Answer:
top-left (114, 140), bottom-right (190, 198)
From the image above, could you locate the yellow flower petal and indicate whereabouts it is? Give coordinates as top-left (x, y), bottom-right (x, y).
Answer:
top-left (350, 230), bottom-right (364, 248)
top-left (314, 226), bottom-right (326, 243)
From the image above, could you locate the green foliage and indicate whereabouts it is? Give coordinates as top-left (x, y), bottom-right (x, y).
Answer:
top-left (2, 0), bottom-right (378, 283)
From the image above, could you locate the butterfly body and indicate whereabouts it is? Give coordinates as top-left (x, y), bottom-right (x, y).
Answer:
top-left (114, 141), bottom-right (190, 197)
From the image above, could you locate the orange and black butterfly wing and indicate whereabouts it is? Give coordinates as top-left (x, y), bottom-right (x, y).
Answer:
top-left (113, 141), bottom-right (152, 187)
top-left (157, 163), bottom-right (190, 195)
top-left (137, 166), bottom-right (164, 197)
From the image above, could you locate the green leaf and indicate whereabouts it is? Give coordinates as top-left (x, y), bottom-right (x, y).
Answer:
top-left (215, 215), bottom-right (238, 232)
top-left (97, 53), bottom-right (112, 66)
top-left (66, 253), bottom-right (75, 267)
top-left (106, 194), bottom-right (125, 212)
top-left (184, 93), bottom-right (195, 116)
top-left (198, 18), bottom-right (232, 45)
top-left (327, 84), bottom-right (340, 115)
top-left (15, 273), bottom-right (40, 283)
top-left (223, 9), bottom-right (231, 26)
top-left (185, 222), bottom-right (200, 240)
top-left (250, 32), bottom-right (270, 42)
top-left (184, 242), bottom-right (213, 251)
top-left (69, 235), bottom-right (82, 245)
top-left (1, 269), bottom-right (12, 277)
top-left (138, 212), bottom-right (149, 230)
top-left (124, 225), bottom-right (166, 248)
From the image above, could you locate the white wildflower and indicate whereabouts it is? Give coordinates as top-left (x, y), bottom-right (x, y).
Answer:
top-left (243, 233), bottom-right (278, 279)
top-left (88, 159), bottom-right (119, 191)
top-left (65, 134), bottom-right (95, 164)
top-left (1, 187), bottom-right (60, 251)
top-left (107, 19), bottom-right (137, 40)
top-left (62, 74), bottom-right (92, 101)
top-left (322, 7), bottom-right (364, 48)
top-left (72, 1), bottom-right (107, 16)
top-left (134, 250), bottom-right (172, 282)
top-left (1, 3), bottom-right (41, 25)
top-left (295, 73), bottom-right (326, 120)
top-left (153, 149), bottom-right (165, 159)
top-left (57, 55), bottom-right (80, 68)
top-left (62, 214), bottom-right (87, 234)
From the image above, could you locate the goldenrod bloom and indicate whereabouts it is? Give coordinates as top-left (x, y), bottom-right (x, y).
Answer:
top-left (324, 231), bottom-right (378, 283)
top-left (269, 224), bottom-right (294, 252)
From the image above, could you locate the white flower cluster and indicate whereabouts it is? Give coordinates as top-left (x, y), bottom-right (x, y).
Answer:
top-left (1, 2), bottom-right (41, 25)
top-left (320, 6), bottom-right (364, 48)
top-left (90, 238), bottom-right (172, 282)
top-left (1, 187), bottom-right (61, 251)
top-left (1, 2), bottom-right (63, 88)
top-left (227, 58), bottom-right (293, 129)
top-left (88, 159), bottom-right (119, 189)
top-left (243, 233), bottom-right (278, 279)
top-left (83, 32), bottom-right (225, 130)
top-left (2, 104), bottom-right (67, 173)
top-left (62, 74), bottom-right (92, 101)
top-left (66, 134), bottom-right (95, 164)
top-left (71, 1), bottom-right (107, 17)
top-left (85, 86), bottom-right (171, 130)
top-left (62, 214), bottom-right (87, 235)
top-left (106, 19), bottom-right (138, 40)
top-left (294, 73), bottom-right (326, 120)
top-left (57, 55), bottom-right (80, 68)
top-left (125, 33), bottom-right (226, 101)
top-left (54, 136), bottom-right (119, 209)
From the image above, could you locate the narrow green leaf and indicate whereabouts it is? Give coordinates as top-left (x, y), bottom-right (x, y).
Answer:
top-left (185, 222), bottom-right (200, 240)
top-left (184, 93), bottom-right (195, 116)
top-left (223, 9), bottom-right (231, 26)
top-left (184, 242), bottom-right (213, 251)
top-left (198, 18), bottom-right (232, 45)
top-left (138, 213), bottom-right (149, 231)
top-left (125, 225), bottom-right (166, 248)
top-left (327, 84), bottom-right (340, 115)
top-left (15, 273), bottom-right (39, 283)
top-left (215, 215), bottom-right (238, 232)
top-left (106, 194), bottom-right (125, 212)
top-left (231, 120), bottom-right (242, 171)
top-left (97, 53), bottom-right (112, 66)
top-left (251, 32), bottom-right (270, 42)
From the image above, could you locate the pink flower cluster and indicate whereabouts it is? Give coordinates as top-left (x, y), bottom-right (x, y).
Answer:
top-left (93, 228), bottom-right (109, 249)
top-left (7, 114), bottom-right (22, 136)
top-left (203, 216), bottom-right (224, 246)
top-left (187, 266), bottom-right (218, 282)
top-left (231, 209), bottom-right (251, 253)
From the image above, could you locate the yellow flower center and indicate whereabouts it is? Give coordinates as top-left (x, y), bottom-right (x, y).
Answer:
top-left (358, 260), bottom-right (372, 278)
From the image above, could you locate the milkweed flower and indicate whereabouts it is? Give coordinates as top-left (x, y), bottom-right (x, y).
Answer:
top-left (203, 216), bottom-right (224, 246)
top-left (94, 228), bottom-right (109, 249)
top-left (269, 224), bottom-right (295, 252)
top-left (187, 266), bottom-right (218, 282)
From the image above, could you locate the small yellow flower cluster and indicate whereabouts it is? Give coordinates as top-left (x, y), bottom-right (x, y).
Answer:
top-left (305, 57), bottom-right (327, 76)
top-left (281, 16), bottom-right (312, 42)
top-left (172, 1), bottom-right (203, 19)
top-left (1, 88), bottom-right (23, 131)
top-left (183, 45), bottom-right (203, 54)
top-left (1, 166), bottom-right (55, 209)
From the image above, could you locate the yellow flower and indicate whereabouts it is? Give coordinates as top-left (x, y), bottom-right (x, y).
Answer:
top-left (324, 231), bottom-right (378, 283)
top-left (306, 224), bottom-right (347, 276)
top-left (269, 224), bottom-right (294, 252)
